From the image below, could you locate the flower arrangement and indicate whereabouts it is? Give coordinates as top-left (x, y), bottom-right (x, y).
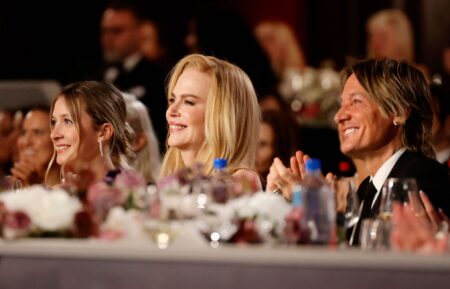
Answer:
top-left (199, 192), bottom-right (291, 244)
top-left (0, 186), bottom-right (82, 239)
top-left (0, 169), bottom-right (149, 240)
top-left (0, 165), bottom-right (291, 246)
top-left (154, 164), bottom-right (290, 244)
top-left (71, 168), bottom-right (148, 238)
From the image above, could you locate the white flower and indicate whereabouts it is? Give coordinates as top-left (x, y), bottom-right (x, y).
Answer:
top-left (226, 192), bottom-right (291, 223)
top-left (0, 185), bottom-right (82, 231)
top-left (101, 207), bottom-right (145, 239)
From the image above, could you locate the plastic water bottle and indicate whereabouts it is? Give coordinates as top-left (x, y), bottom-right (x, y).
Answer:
top-left (283, 184), bottom-right (309, 244)
top-left (300, 158), bottom-right (336, 244)
top-left (211, 158), bottom-right (232, 203)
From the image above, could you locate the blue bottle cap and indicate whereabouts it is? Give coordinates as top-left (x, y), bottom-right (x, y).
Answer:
top-left (305, 158), bottom-right (321, 172)
top-left (214, 158), bottom-right (227, 169)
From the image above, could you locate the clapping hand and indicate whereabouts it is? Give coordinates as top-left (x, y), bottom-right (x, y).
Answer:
top-left (391, 202), bottom-right (448, 254)
top-left (10, 157), bottom-right (45, 188)
top-left (266, 151), bottom-right (309, 200)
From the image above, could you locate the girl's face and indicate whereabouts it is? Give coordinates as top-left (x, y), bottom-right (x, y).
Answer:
top-left (50, 97), bottom-right (102, 169)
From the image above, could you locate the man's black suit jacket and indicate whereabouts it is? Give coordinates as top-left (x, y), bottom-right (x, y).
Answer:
top-left (351, 150), bottom-right (450, 245)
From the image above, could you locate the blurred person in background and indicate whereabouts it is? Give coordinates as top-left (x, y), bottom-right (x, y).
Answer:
top-left (366, 9), bottom-right (429, 78)
top-left (255, 20), bottom-right (342, 175)
top-left (0, 110), bottom-right (15, 175)
top-left (431, 46), bottom-right (450, 90)
top-left (124, 93), bottom-right (161, 184)
top-left (184, 3), bottom-right (279, 111)
top-left (255, 20), bottom-right (341, 127)
top-left (0, 109), bottom-right (22, 176)
top-left (255, 20), bottom-right (308, 100)
top-left (443, 47), bottom-right (450, 80)
top-left (430, 84), bottom-right (450, 166)
top-left (97, 0), bottom-right (167, 152)
top-left (256, 110), bottom-right (299, 190)
top-left (139, 19), bottom-right (170, 72)
top-left (10, 107), bottom-right (55, 187)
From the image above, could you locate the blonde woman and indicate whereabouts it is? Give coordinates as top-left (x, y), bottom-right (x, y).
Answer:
top-left (160, 54), bottom-right (262, 189)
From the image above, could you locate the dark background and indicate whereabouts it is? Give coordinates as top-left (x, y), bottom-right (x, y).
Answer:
top-left (0, 0), bottom-right (448, 85)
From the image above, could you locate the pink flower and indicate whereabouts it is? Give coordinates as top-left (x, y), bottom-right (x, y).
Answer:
top-left (114, 170), bottom-right (146, 192)
top-left (2, 211), bottom-right (32, 240)
top-left (87, 181), bottom-right (127, 222)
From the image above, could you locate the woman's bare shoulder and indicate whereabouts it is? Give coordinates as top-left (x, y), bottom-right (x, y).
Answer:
top-left (232, 168), bottom-right (262, 192)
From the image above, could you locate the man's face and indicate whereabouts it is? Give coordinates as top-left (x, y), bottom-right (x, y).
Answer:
top-left (100, 9), bottom-right (141, 63)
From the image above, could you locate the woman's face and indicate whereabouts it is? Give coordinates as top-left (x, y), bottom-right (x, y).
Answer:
top-left (50, 97), bottom-right (101, 168)
top-left (166, 68), bottom-right (210, 153)
top-left (334, 74), bottom-right (397, 158)
top-left (17, 110), bottom-right (53, 168)
top-left (256, 122), bottom-right (275, 175)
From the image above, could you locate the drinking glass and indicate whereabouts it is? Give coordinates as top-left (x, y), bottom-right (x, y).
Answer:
top-left (143, 219), bottom-right (181, 249)
top-left (4, 176), bottom-right (22, 192)
top-left (359, 218), bottom-right (391, 250)
top-left (379, 178), bottom-right (424, 221)
top-left (336, 177), bottom-right (360, 228)
top-left (374, 178), bottom-right (424, 250)
top-left (143, 185), bottom-right (180, 249)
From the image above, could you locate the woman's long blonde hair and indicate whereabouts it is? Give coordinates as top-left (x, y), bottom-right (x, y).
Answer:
top-left (160, 54), bottom-right (261, 177)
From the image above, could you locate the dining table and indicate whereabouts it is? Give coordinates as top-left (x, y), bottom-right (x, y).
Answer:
top-left (1, 236), bottom-right (449, 289)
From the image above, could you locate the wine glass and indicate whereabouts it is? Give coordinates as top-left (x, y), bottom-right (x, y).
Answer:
top-left (379, 178), bottom-right (424, 221)
top-left (4, 176), bottom-right (23, 192)
top-left (359, 218), bottom-right (391, 251)
top-left (142, 185), bottom-right (179, 249)
top-left (363, 178), bottom-right (424, 250)
top-left (143, 219), bottom-right (181, 249)
top-left (336, 177), bottom-right (360, 228)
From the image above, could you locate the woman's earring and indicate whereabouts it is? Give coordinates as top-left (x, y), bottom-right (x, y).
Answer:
top-left (393, 120), bottom-right (399, 126)
top-left (98, 138), bottom-right (104, 158)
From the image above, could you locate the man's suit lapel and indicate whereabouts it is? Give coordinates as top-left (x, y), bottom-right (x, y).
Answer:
top-left (386, 150), bottom-right (413, 179)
